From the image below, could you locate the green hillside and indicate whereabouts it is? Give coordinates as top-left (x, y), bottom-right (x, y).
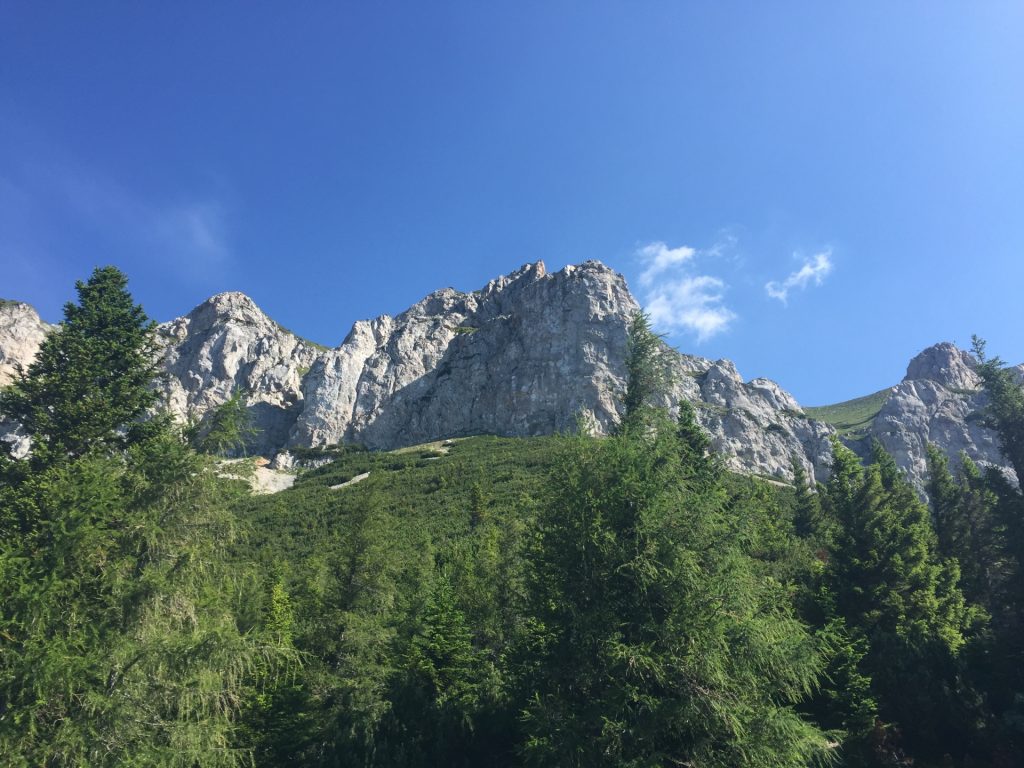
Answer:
top-left (804, 387), bottom-right (893, 438)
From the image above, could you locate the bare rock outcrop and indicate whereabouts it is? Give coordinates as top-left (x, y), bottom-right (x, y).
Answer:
top-left (0, 265), bottom-right (1015, 489)
top-left (0, 301), bottom-right (51, 387)
top-left (0, 301), bottom-right (52, 457)
top-left (157, 291), bottom-right (322, 456)
top-left (860, 343), bottom-right (1011, 489)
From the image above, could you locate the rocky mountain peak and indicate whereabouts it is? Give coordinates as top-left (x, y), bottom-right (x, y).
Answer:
top-left (0, 300), bottom-right (52, 387)
top-left (186, 291), bottom-right (272, 330)
top-left (479, 260), bottom-right (547, 297)
top-left (0, 262), bottom-right (1017, 491)
top-left (904, 342), bottom-right (980, 391)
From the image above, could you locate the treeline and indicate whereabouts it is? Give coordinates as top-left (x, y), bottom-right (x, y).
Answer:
top-left (1, 269), bottom-right (1023, 766)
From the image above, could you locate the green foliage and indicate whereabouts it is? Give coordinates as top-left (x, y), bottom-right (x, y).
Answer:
top-left (972, 335), bottom-right (1024, 482)
top-left (0, 268), bottom-right (290, 766)
top-left (791, 455), bottom-right (822, 539)
top-left (620, 310), bottom-right (671, 431)
top-left (821, 438), bottom-right (981, 763)
top-left (190, 388), bottom-right (259, 456)
top-left (0, 267), bottom-right (162, 467)
top-left (522, 410), bottom-right (830, 767)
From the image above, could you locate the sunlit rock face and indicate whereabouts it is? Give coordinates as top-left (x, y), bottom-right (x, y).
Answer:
top-left (0, 301), bottom-right (52, 458)
top-left (0, 264), bottom-right (1016, 488)
top-left (156, 291), bottom-right (322, 456)
top-left (152, 260), bottom-right (837, 481)
top-left (0, 301), bottom-right (51, 388)
top-left (859, 343), bottom-right (1013, 490)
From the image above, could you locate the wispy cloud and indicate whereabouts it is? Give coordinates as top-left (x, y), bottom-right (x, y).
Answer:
top-left (646, 275), bottom-right (737, 342)
top-left (637, 241), bottom-right (696, 286)
top-left (0, 144), bottom-right (233, 291)
top-left (765, 251), bottom-right (833, 304)
top-left (634, 240), bottom-right (736, 342)
top-left (55, 165), bottom-right (231, 275)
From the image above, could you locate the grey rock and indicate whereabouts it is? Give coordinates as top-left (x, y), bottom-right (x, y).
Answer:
top-left (1, 264), bottom-right (1017, 491)
top-left (859, 343), bottom-right (1011, 490)
top-left (904, 342), bottom-right (981, 391)
top-left (157, 292), bottom-right (322, 456)
top-left (0, 301), bottom-right (52, 457)
top-left (0, 301), bottom-right (51, 387)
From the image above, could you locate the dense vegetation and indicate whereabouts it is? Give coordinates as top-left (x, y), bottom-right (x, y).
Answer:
top-left (2, 269), bottom-right (1023, 766)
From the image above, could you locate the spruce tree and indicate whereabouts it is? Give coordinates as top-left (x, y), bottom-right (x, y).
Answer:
top-left (1, 266), bottom-right (161, 467)
top-left (823, 439), bottom-right (977, 761)
top-left (620, 310), bottom-right (670, 432)
top-left (0, 267), bottom-right (286, 766)
top-left (524, 415), bottom-right (829, 767)
top-left (791, 455), bottom-right (821, 539)
top-left (970, 337), bottom-right (1024, 754)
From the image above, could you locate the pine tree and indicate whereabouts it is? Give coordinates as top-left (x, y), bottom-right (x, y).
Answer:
top-left (620, 310), bottom-right (670, 433)
top-left (791, 455), bottom-right (822, 539)
top-left (969, 337), bottom-right (1024, 755)
top-left (972, 335), bottom-right (1024, 482)
top-left (190, 387), bottom-right (258, 457)
top-left (926, 444), bottom-right (963, 560)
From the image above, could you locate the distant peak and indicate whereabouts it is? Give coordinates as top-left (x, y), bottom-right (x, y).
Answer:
top-left (191, 291), bottom-right (264, 317)
top-left (904, 342), bottom-right (980, 390)
top-left (179, 291), bottom-right (274, 331)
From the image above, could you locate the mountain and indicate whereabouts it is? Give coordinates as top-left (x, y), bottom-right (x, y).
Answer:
top-left (0, 262), bottom-right (1016, 488)
top-left (0, 300), bottom-right (53, 457)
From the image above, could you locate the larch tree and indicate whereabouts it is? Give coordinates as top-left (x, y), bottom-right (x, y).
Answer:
top-left (522, 315), bottom-right (830, 767)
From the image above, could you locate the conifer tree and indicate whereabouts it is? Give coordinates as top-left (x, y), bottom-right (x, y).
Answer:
top-left (1, 266), bottom-right (162, 467)
top-left (523, 316), bottom-right (829, 766)
top-left (191, 387), bottom-right (257, 457)
top-left (620, 310), bottom-right (669, 432)
top-left (823, 439), bottom-right (977, 761)
top-left (524, 414), bottom-right (829, 767)
top-left (0, 267), bottom-right (286, 766)
top-left (969, 337), bottom-right (1024, 754)
top-left (791, 456), bottom-right (821, 539)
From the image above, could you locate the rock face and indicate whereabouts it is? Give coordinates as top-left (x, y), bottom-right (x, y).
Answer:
top-left (0, 301), bottom-right (52, 458)
top-left (159, 261), bottom-right (836, 481)
top-left (292, 262), bottom-right (637, 450)
top-left (857, 342), bottom-right (1010, 489)
top-left (157, 292), bottom-right (322, 456)
top-left (0, 265), bottom-right (1016, 488)
top-left (0, 301), bottom-right (51, 388)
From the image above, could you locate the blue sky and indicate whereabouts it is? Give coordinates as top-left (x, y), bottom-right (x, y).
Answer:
top-left (2, 3), bottom-right (1022, 405)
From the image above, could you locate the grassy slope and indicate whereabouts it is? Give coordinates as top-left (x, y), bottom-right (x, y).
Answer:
top-left (239, 436), bottom-right (561, 568)
top-left (804, 388), bottom-right (893, 438)
top-left (238, 434), bottom-right (792, 571)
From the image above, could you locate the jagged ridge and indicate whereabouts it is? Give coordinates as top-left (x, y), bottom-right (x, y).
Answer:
top-left (0, 263), bottom-right (1017, 488)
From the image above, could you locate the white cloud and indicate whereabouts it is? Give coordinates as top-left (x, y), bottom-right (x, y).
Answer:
top-left (645, 275), bottom-right (737, 342)
top-left (765, 251), bottom-right (833, 304)
top-left (633, 237), bottom-right (737, 342)
top-left (637, 241), bottom-right (696, 286)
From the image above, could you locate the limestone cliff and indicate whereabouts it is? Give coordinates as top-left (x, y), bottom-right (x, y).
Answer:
top-left (0, 264), bottom-right (1016, 489)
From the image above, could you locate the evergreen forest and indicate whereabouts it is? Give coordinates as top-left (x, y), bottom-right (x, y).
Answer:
top-left (3, 267), bottom-right (1024, 767)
